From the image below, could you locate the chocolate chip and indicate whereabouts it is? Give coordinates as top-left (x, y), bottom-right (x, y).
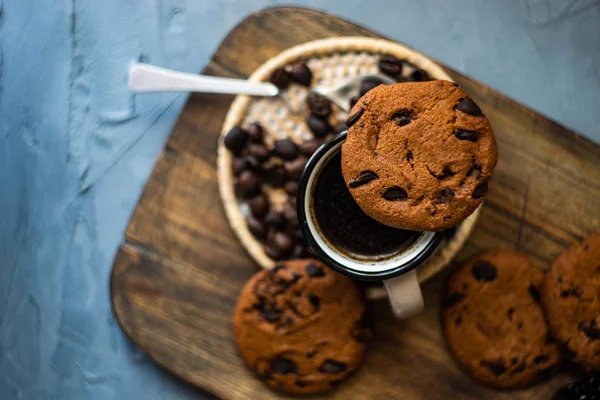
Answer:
top-left (285, 157), bottom-right (308, 179)
top-left (467, 164), bottom-right (482, 179)
top-left (266, 165), bottom-right (287, 187)
top-left (378, 55), bottom-right (403, 78)
top-left (284, 181), bottom-right (298, 196)
top-left (512, 362), bottom-right (526, 374)
top-left (287, 62), bottom-right (312, 86)
top-left (306, 92), bottom-right (331, 119)
top-left (442, 292), bottom-right (464, 308)
top-left (560, 288), bottom-right (582, 298)
top-left (360, 77), bottom-right (385, 96)
top-left (249, 194), bottom-right (269, 217)
top-left (354, 331), bottom-right (371, 343)
top-left (529, 285), bottom-right (541, 302)
top-left (349, 171), bottom-right (378, 188)
top-left (265, 210), bottom-right (286, 229)
top-left (584, 244), bottom-right (590, 251)
top-left (263, 310), bottom-right (280, 323)
top-left (306, 115), bottom-right (331, 138)
top-left (299, 138), bottom-right (323, 156)
top-left (346, 108), bottom-right (365, 127)
top-left (273, 139), bottom-right (300, 161)
top-left (454, 316), bottom-right (462, 325)
top-left (308, 294), bottom-right (320, 311)
top-left (480, 361), bottom-right (506, 376)
top-left (349, 95), bottom-right (360, 110)
top-left (440, 188), bottom-right (454, 204)
top-left (472, 182), bottom-right (488, 199)
top-left (383, 187), bottom-right (408, 201)
top-left (224, 126), bottom-right (248, 155)
top-left (247, 143), bottom-right (270, 161)
top-left (452, 82), bottom-right (459, 87)
top-left (290, 244), bottom-right (304, 259)
top-left (507, 308), bottom-right (515, 321)
top-left (271, 356), bottom-right (297, 374)
top-left (320, 360), bottom-right (347, 374)
top-left (391, 109), bottom-right (412, 126)
top-left (269, 68), bottom-right (290, 90)
top-left (579, 320), bottom-right (600, 339)
top-left (454, 130), bottom-right (479, 142)
top-left (534, 355), bottom-right (549, 364)
top-left (306, 263), bottom-right (325, 277)
top-left (247, 122), bottom-right (264, 143)
top-left (237, 170), bottom-right (261, 198)
top-left (264, 243), bottom-right (283, 260)
top-left (406, 151), bottom-right (414, 162)
top-left (295, 379), bottom-right (308, 387)
top-left (456, 98), bottom-right (482, 116)
top-left (306, 351), bottom-right (316, 359)
top-left (511, 357), bottom-right (519, 365)
top-left (272, 231), bottom-right (294, 253)
top-left (471, 260), bottom-right (497, 281)
top-left (246, 215), bottom-right (267, 239)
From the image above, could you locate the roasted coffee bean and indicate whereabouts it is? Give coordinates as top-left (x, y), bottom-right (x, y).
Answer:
top-left (264, 243), bottom-right (284, 260)
top-left (246, 215), bottom-right (267, 239)
top-left (305, 245), bottom-right (315, 256)
top-left (273, 139), bottom-right (300, 160)
top-left (265, 210), bottom-right (286, 229)
top-left (245, 156), bottom-right (263, 173)
top-left (247, 122), bottom-right (264, 142)
top-left (232, 157), bottom-right (247, 176)
top-left (378, 55), bottom-right (403, 78)
top-left (272, 231), bottom-right (294, 253)
top-left (382, 187), bottom-right (408, 201)
top-left (346, 108), bottom-right (364, 127)
top-left (293, 228), bottom-right (304, 241)
top-left (237, 170), bottom-right (261, 198)
top-left (456, 98), bottom-right (482, 116)
top-left (349, 95), bottom-right (360, 110)
top-left (284, 181), bottom-right (299, 196)
top-left (290, 244), bottom-right (305, 259)
top-left (306, 115), bottom-right (331, 138)
top-left (472, 182), bottom-right (488, 198)
top-left (320, 360), bottom-right (347, 374)
top-left (282, 201), bottom-right (298, 225)
top-left (287, 62), bottom-right (312, 86)
top-left (455, 129), bottom-right (479, 142)
top-left (409, 68), bottom-right (428, 82)
top-left (360, 77), bottom-right (385, 96)
top-left (270, 67), bottom-right (290, 90)
top-left (271, 356), bottom-right (297, 374)
top-left (288, 196), bottom-right (297, 207)
top-left (234, 181), bottom-right (244, 198)
top-left (306, 263), bottom-right (325, 277)
top-left (265, 165), bottom-right (287, 187)
top-left (299, 138), bottom-right (323, 156)
top-left (248, 194), bottom-right (269, 217)
top-left (224, 126), bottom-right (248, 155)
top-left (285, 157), bottom-right (308, 179)
top-left (349, 171), bottom-right (378, 188)
top-left (247, 143), bottom-right (270, 161)
top-left (306, 92), bottom-right (331, 119)
top-left (471, 261), bottom-right (497, 282)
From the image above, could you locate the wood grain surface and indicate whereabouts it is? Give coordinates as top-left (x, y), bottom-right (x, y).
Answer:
top-left (111, 6), bottom-right (600, 399)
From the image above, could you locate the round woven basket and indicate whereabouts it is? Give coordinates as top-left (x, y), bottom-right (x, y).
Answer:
top-left (217, 37), bottom-right (480, 300)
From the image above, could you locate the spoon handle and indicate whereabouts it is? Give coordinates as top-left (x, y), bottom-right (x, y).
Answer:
top-left (129, 63), bottom-right (279, 96)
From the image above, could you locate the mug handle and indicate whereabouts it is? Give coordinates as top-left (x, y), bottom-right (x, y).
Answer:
top-left (384, 269), bottom-right (424, 318)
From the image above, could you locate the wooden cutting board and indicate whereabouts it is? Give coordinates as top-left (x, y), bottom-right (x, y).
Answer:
top-left (111, 6), bottom-right (600, 399)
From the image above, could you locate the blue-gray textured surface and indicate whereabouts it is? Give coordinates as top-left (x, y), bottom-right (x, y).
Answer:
top-left (0, 0), bottom-right (598, 399)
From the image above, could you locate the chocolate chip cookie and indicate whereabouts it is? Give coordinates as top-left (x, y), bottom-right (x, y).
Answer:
top-left (442, 249), bottom-right (562, 388)
top-left (341, 80), bottom-right (497, 231)
top-left (541, 232), bottom-right (600, 371)
top-left (233, 259), bottom-right (371, 395)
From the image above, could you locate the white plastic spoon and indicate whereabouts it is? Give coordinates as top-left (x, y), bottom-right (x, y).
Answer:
top-left (128, 63), bottom-right (279, 97)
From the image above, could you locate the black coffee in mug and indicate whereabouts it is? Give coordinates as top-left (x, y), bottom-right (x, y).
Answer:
top-left (311, 152), bottom-right (420, 260)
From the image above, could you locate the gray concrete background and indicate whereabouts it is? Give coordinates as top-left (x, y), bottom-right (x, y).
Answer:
top-left (0, 1), bottom-right (598, 399)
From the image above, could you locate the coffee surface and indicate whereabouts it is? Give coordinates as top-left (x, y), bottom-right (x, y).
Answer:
top-left (312, 153), bottom-right (418, 258)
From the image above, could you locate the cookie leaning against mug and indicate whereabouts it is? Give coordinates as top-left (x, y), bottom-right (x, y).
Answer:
top-left (233, 259), bottom-right (371, 395)
top-left (541, 232), bottom-right (600, 371)
top-left (442, 249), bottom-right (562, 388)
top-left (342, 80), bottom-right (497, 231)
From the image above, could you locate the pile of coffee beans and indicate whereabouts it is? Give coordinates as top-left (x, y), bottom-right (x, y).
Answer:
top-left (226, 55), bottom-right (431, 261)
